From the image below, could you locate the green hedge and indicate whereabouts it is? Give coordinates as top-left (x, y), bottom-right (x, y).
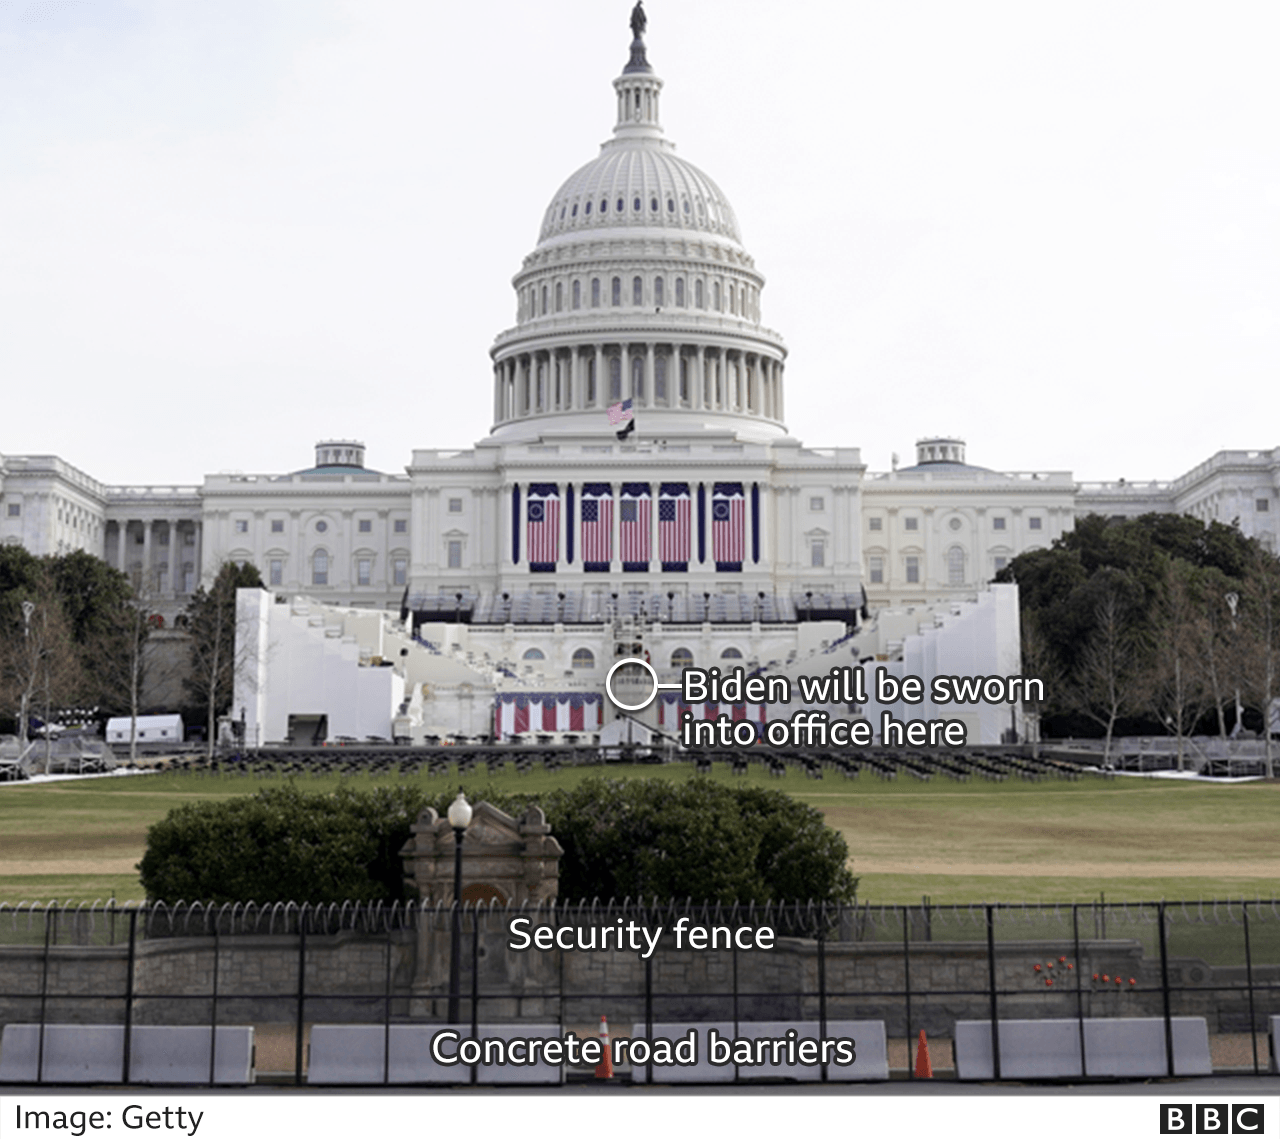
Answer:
top-left (138, 777), bottom-right (857, 905)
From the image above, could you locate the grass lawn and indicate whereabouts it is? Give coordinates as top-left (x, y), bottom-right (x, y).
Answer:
top-left (1, 763), bottom-right (1276, 905)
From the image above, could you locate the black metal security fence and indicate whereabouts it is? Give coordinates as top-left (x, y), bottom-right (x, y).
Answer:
top-left (0, 898), bottom-right (1276, 1084)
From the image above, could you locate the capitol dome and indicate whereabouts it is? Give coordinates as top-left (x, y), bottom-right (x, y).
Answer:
top-left (536, 135), bottom-right (742, 248)
top-left (488, 4), bottom-right (788, 444)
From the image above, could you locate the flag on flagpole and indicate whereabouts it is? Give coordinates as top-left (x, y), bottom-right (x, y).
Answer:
top-left (606, 398), bottom-right (634, 426)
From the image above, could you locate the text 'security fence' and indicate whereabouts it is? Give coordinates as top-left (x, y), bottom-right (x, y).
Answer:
top-left (0, 899), bottom-right (1276, 1085)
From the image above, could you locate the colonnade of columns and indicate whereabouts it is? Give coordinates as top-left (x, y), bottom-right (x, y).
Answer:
top-left (110, 518), bottom-right (202, 597)
top-left (493, 343), bottom-right (784, 425)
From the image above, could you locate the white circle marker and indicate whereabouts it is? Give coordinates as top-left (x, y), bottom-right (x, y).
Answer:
top-left (604, 657), bottom-right (660, 711)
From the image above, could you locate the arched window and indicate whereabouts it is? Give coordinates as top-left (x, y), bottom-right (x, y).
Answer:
top-left (591, 278), bottom-right (601, 307)
top-left (587, 356), bottom-right (597, 403)
top-left (611, 277), bottom-right (622, 306)
top-left (311, 550), bottom-right (329, 586)
top-left (675, 278), bottom-right (685, 307)
top-left (654, 276), bottom-right (664, 307)
top-left (695, 279), bottom-right (704, 308)
top-left (655, 354), bottom-right (667, 402)
top-left (671, 647), bottom-right (694, 668)
top-left (633, 276), bottom-right (643, 305)
top-left (555, 282), bottom-right (563, 311)
top-left (572, 279), bottom-right (581, 309)
top-left (609, 356), bottom-right (622, 400)
top-left (632, 354), bottom-right (644, 399)
top-left (720, 647), bottom-right (743, 659)
top-left (947, 546), bottom-right (966, 586)
top-left (522, 648), bottom-right (546, 661)
top-left (713, 281), bottom-right (722, 311)
top-left (541, 285), bottom-right (548, 315)
top-left (571, 648), bottom-right (595, 669)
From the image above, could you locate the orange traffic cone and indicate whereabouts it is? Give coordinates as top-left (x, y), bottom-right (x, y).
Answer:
top-left (914, 1029), bottom-right (933, 1078)
top-left (595, 1016), bottom-right (614, 1079)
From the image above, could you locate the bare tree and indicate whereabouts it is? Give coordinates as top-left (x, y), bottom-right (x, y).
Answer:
top-left (1019, 608), bottom-right (1059, 759)
top-left (183, 561), bottom-right (263, 758)
top-left (0, 573), bottom-right (81, 765)
top-left (1069, 575), bottom-right (1146, 767)
top-left (1149, 559), bottom-right (1206, 770)
top-left (1239, 545), bottom-right (1280, 778)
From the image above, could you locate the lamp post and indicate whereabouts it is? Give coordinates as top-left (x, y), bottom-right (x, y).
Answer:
top-left (1226, 592), bottom-right (1243, 750)
top-left (19, 601), bottom-right (35, 748)
top-left (446, 790), bottom-right (472, 1024)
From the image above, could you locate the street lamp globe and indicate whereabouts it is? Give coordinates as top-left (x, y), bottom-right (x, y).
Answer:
top-left (447, 791), bottom-right (472, 830)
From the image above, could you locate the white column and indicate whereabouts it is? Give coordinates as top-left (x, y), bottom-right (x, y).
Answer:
top-left (643, 343), bottom-right (655, 408)
top-left (116, 522), bottom-right (128, 573)
top-left (593, 344), bottom-right (603, 408)
top-left (141, 520), bottom-right (152, 592)
top-left (694, 346), bottom-right (705, 410)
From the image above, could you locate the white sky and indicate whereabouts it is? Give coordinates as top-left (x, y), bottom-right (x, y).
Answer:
top-left (1, 0), bottom-right (1277, 487)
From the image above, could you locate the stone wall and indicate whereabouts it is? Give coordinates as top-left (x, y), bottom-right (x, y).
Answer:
top-left (6, 927), bottom-right (1269, 1037)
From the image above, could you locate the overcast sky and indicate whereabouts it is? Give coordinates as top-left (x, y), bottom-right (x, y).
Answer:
top-left (2, 0), bottom-right (1277, 488)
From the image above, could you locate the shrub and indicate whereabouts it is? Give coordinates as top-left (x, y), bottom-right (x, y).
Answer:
top-left (139, 777), bottom-right (857, 905)
top-left (138, 784), bottom-right (428, 904)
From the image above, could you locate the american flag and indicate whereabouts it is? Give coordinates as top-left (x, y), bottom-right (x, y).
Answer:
top-left (659, 483), bottom-right (691, 564)
top-left (607, 398), bottom-right (634, 426)
top-left (526, 486), bottom-right (559, 565)
top-left (712, 483), bottom-right (745, 564)
top-left (580, 484), bottom-right (612, 565)
top-left (620, 486), bottom-right (651, 563)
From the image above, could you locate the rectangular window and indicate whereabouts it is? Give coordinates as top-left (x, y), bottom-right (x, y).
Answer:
top-left (906, 556), bottom-right (920, 584)
top-left (358, 519), bottom-right (372, 533)
top-left (1029, 517), bottom-right (1042, 530)
top-left (993, 517), bottom-right (1006, 530)
top-left (869, 556), bottom-right (884, 584)
top-left (810, 541), bottom-right (825, 568)
top-left (185, 532), bottom-right (195, 545)
top-left (448, 498), bottom-right (463, 513)
top-left (1257, 498), bottom-right (1270, 512)
top-left (357, 558), bottom-right (372, 586)
top-left (393, 519), bottom-right (407, 533)
top-left (393, 558), bottom-right (407, 586)
top-left (8, 503), bottom-right (20, 517)
top-left (447, 541), bottom-right (462, 569)
top-left (904, 517), bottom-right (918, 531)
top-left (994, 556), bottom-right (1008, 572)
top-left (271, 519), bottom-right (284, 533)
top-left (269, 559), bottom-right (283, 586)
top-left (158, 530), bottom-right (169, 546)
top-left (868, 517), bottom-right (882, 531)
top-left (234, 519), bottom-right (248, 533)
top-left (809, 496), bottom-right (824, 511)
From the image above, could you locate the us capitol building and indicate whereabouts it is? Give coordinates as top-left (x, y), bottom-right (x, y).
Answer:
top-left (2, 9), bottom-right (1277, 742)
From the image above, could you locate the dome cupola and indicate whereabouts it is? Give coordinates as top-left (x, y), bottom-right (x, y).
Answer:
top-left (488, 5), bottom-right (788, 444)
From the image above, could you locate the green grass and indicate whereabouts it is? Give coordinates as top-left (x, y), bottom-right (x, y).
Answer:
top-left (1, 763), bottom-right (1277, 905)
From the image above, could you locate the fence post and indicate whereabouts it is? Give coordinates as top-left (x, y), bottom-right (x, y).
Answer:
top-left (1072, 903), bottom-right (1087, 1078)
top-left (36, 905), bottom-right (54, 1084)
top-left (382, 915), bottom-right (393, 1086)
top-left (903, 904), bottom-right (913, 1081)
top-left (208, 916), bottom-right (220, 1086)
top-left (818, 911), bottom-right (828, 1084)
top-left (121, 908), bottom-right (138, 1084)
top-left (470, 906), bottom-right (480, 1087)
top-left (1242, 903), bottom-right (1259, 1075)
top-left (1157, 902), bottom-right (1173, 1077)
top-left (986, 904), bottom-right (1000, 1080)
top-left (294, 906), bottom-right (308, 1086)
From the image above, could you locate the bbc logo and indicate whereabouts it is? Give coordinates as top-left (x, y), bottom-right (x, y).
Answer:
top-left (1159, 1104), bottom-right (1265, 1134)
